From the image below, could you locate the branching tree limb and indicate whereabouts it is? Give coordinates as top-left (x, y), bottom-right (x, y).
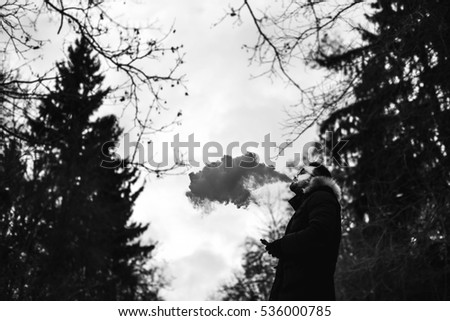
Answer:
top-left (224, 0), bottom-right (369, 150)
top-left (1, 0), bottom-right (188, 174)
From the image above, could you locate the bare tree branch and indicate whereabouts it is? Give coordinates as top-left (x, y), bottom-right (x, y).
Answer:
top-left (223, 0), bottom-right (369, 150)
top-left (1, 0), bottom-right (188, 174)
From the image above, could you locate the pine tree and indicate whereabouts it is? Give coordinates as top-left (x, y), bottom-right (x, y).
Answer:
top-left (0, 138), bottom-right (29, 299)
top-left (317, 0), bottom-right (450, 299)
top-left (24, 37), bottom-right (160, 300)
top-left (0, 71), bottom-right (48, 299)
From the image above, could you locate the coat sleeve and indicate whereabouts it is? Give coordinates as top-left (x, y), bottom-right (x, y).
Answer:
top-left (279, 191), bottom-right (339, 257)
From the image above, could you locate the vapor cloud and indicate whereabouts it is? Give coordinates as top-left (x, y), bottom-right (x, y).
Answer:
top-left (186, 152), bottom-right (291, 209)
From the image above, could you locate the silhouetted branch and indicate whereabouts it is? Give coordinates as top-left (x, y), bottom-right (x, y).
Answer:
top-left (1, 0), bottom-right (187, 174)
top-left (224, 0), bottom-right (368, 147)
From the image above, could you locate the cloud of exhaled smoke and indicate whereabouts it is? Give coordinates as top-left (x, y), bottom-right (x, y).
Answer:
top-left (186, 152), bottom-right (291, 209)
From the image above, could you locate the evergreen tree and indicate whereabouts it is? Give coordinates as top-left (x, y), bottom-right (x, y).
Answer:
top-left (0, 138), bottom-right (29, 299)
top-left (316, 0), bottom-right (450, 299)
top-left (21, 37), bottom-right (160, 300)
top-left (0, 71), bottom-right (48, 299)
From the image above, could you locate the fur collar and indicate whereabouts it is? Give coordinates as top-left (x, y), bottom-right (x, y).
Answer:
top-left (304, 176), bottom-right (342, 201)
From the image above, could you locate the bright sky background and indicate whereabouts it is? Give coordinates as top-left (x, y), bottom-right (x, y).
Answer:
top-left (6, 0), bottom-right (328, 300)
top-left (127, 0), bottom-right (322, 300)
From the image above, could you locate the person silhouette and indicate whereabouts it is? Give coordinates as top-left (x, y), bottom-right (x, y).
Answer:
top-left (261, 162), bottom-right (342, 300)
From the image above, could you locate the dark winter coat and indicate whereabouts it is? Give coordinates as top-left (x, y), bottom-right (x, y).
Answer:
top-left (269, 176), bottom-right (342, 301)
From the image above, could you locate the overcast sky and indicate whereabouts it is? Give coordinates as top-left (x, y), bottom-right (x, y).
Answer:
top-left (126, 0), bottom-right (322, 300)
top-left (9, 0), bottom-right (324, 300)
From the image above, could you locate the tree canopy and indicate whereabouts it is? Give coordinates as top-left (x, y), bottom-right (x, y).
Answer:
top-left (1, 0), bottom-right (186, 174)
top-left (224, 0), bottom-right (450, 299)
top-left (0, 37), bottom-right (164, 300)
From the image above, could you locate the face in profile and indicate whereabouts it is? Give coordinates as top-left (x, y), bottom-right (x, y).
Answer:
top-left (289, 166), bottom-right (315, 194)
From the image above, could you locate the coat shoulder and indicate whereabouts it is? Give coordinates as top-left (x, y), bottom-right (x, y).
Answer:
top-left (308, 189), bottom-right (339, 204)
top-left (304, 176), bottom-right (342, 201)
top-left (305, 190), bottom-right (340, 217)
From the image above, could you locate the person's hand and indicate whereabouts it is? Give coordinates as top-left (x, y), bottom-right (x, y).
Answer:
top-left (260, 238), bottom-right (283, 258)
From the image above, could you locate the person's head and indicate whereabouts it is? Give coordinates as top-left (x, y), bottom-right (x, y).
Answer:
top-left (289, 162), bottom-right (332, 194)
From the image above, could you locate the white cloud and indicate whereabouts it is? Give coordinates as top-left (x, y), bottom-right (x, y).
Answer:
top-left (12, 0), bottom-right (319, 300)
top-left (161, 248), bottom-right (233, 300)
top-left (127, 0), bottom-right (321, 300)
top-left (133, 174), bottom-right (265, 300)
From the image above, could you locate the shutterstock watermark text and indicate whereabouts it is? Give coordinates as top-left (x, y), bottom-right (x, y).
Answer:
top-left (100, 131), bottom-right (348, 169)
